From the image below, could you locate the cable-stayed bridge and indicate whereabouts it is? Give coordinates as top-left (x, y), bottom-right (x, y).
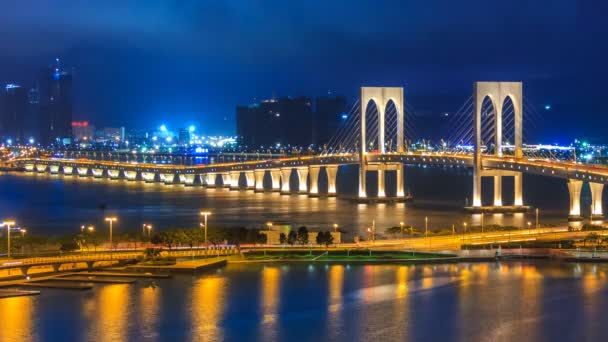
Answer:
top-left (16, 82), bottom-right (608, 220)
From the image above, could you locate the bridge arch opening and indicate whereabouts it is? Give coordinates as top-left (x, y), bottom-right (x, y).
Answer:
top-left (364, 100), bottom-right (380, 153)
top-left (384, 99), bottom-right (400, 153)
top-left (480, 96), bottom-right (496, 155)
top-left (501, 96), bottom-right (516, 156)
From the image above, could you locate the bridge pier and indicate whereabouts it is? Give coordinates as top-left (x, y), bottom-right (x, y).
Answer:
top-left (309, 166), bottom-right (320, 197)
top-left (86, 261), bottom-right (96, 271)
top-left (396, 163), bottom-right (405, 197)
top-left (179, 173), bottom-right (197, 186)
top-left (141, 171), bottom-right (156, 183)
top-left (77, 167), bottom-right (89, 177)
top-left (326, 165), bottom-right (338, 197)
top-left (568, 179), bottom-right (583, 221)
top-left (358, 163), bottom-right (367, 198)
top-left (377, 164), bottom-right (386, 198)
top-left (296, 167), bottom-right (309, 193)
top-left (229, 171), bottom-right (241, 190)
top-left (254, 170), bottom-right (265, 192)
top-left (244, 171), bottom-right (255, 189)
top-left (124, 170), bottom-right (138, 181)
top-left (92, 168), bottom-right (105, 178)
top-left (494, 175), bottom-right (503, 206)
top-left (270, 169), bottom-right (281, 192)
top-left (280, 168), bottom-right (292, 194)
top-left (590, 182), bottom-right (604, 219)
top-left (201, 172), bottom-right (217, 188)
top-left (35, 164), bottom-right (47, 172)
top-left (62, 165), bottom-right (73, 175)
top-left (220, 173), bottom-right (232, 188)
top-left (160, 173), bottom-right (176, 184)
top-left (107, 169), bottom-right (121, 179)
top-left (24, 163), bottom-right (35, 172)
top-left (49, 165), bottom-right (60, 174)
top-left (20, 266), bottom-right (31, 276)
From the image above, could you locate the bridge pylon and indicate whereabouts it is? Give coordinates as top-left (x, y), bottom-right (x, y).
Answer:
top-left (358, 86), bottom-right (406, 201)
top-left (471, 81), bottom-right (526, 211)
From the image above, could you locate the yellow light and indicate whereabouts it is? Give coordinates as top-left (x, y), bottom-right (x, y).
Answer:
top-left (1, 221), bottom-right (16, 226)
top-left (200, 211), bottom-right (212, 216)
top-left (105, 217), bottom-right (117, 222)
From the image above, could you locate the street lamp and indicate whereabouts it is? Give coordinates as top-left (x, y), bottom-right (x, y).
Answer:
top-left (81, 225), bottom-right (85, 232)
top-left (87, 226), bottom-right (95, 233)
top-left (200, 211), bottom-right (212, 245)
top-left (400, 221), bottom-right (405, 239)
top-left (145, 224), bottom-right (152, 238)
top-left (535, 208), bottom-right (539, 230)
top-left (266, 222), bottom-right (273, 230)
top-left (481, 213), bottom-right (484, 233)
top-left (424, 216), bottom-right (428, 238)
top-left (105, 217), bottom-right (117, 254)
top-left (333, 223), bottom-right (338, 232)
top-left (1, 221), bottom-right (16, 258)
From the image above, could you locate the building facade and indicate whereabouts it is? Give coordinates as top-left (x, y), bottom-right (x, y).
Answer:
top-left (0, 84), bottom-right (28, 144)
top-left (39, 59), bottom-right (73, 145)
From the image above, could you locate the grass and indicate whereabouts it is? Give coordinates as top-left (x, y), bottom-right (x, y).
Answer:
top-left (243, 250), bottom-right (454, 261)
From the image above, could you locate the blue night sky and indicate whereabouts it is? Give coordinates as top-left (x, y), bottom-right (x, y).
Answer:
top-left (0, 1), bottom-right (605, 143)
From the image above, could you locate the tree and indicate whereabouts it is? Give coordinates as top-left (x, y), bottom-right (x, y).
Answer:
top-left (297, 226), bottom-right (309, 245)
top-left (287, 230), bottom-right (297, 246)
top-left (316, 231), bottom-right (325, 246)
top-left (279, 233), bottom-right (287, 245)
top-left (324, 231), bottom-right (334, 247)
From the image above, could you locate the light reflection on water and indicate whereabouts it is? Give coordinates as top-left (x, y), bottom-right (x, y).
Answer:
top-left (2, 262), bottom-right (608, 341)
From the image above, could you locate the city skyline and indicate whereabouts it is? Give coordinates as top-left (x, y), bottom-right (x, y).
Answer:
top-left (0, 1), bottom-right (605, 142)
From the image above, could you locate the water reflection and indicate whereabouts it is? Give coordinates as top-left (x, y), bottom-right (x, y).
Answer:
top-left (0, 296), bottom-right (34, 342)
top-left (139, 286), bottom-right (160, 340)
top-left (90, 284), bottom-right (129, 342)
top-left (260, 266), bottom-right (280, 341)
top-left (327, 265), bottom-right (344, 341)
top-left (191, 276), bottom-right (226, 341)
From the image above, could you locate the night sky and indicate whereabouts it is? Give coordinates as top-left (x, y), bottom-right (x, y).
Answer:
top-left (0, 1), bottom-right (606, 143)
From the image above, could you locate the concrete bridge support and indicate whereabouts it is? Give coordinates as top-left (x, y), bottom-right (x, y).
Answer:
top-left (377, 164), bottom-right (386, 198)
top-left (297, 167), bottom-right (309, 193)
top-left (280, 168), bottom-right (292, 194)
top-left (77, 167), bottom-right (89, 177)
top-left (124, 170), bottom-right (138, 181)
top-left (141, 172), bottom-right (156, 183)
top-left (254, 170), bottom-right (265, 192)
top-left (568, 179), bottom-right (583, 220)
top-left (179, 174), bottom-right (197, 186)
top-left (309, 166), bottom-right (320, 197)
top-left (358, 163), bottom-right (367, 198)
top-left (396, 163), bottom-right (405, 197)
top-left (35, 164), bottom-right (47, 172)
top-left (221, 173), bottom-right (232, 188)
top-left (24, 163), bottom-right (35, 172)
top-left (270, 170), bottom-right (281, 192)
top-left (514, 172), bottom-right (523, 206)
top-left (203, 173), bottom-right (217, 187)
top-left (493, 175), bottom-right (503, 206)
top-left (160, 173), bottom-right (176, 184)
top-left (49, 165), bottom-right (60, 174)
top-left (92, 168), bottom-right (105, 178)
top-left (229, 171), bottom-right (241, 190)
top-left (107, 169), bottom-right (121, 179)
top-left (326, 165), bottom-right (338, 196)
top-left (63, 166), bottom-right (74, 175)
top-left (590, 182), bottom-right (604, 219)
top-left (244, 171), bottom-right (255, 189)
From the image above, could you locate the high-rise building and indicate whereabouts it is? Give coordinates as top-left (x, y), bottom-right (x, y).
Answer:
top-left (71, 121), bottom-right (95, 142)
top-left (313, 95), bottom-right (348, 146)
top-left (178, 128), bottom-right (191, 145)
top-left (0, 84), bottom-right (28, 144)
top-left (39, 58), bottom-right (73, 145)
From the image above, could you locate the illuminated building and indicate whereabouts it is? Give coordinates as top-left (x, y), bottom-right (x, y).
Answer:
top-left (39, 58), bottom-right (73, 145)
top-left (0, 84), bottom-right (27, 144)
top-left (72, 121), bottom-right (95, 141)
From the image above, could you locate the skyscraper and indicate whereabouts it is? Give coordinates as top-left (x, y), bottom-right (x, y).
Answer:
top-left (39, 58), bottom-right (73, 145)
top-left (0, 84), bottom-right (28, 144)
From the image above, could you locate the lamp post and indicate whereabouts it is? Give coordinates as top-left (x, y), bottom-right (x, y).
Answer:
top-left (333, 223), bottom-right (338, 233)
top-left (481, 213), bottom-right (484, 233)
top-left (200, 211), bottom-right (212, 245)
top-left (400, 221), bottom-right (405, 239)
top-left (535, 208), bottom-right (539, 230)
top-left (146, 225), bottom-right (152, 239)
top-left (2, 221), bottom-right (15, 258)
top-left (105, 217), bottom-right (117, 257)
top-left (463, 222), bottom-right (468, 247)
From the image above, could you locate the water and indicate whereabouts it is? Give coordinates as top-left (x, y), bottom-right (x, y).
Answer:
top-left (0, 166), bottom-right (594, 239)
top-left (2, 261), bottom-right (608, 341)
